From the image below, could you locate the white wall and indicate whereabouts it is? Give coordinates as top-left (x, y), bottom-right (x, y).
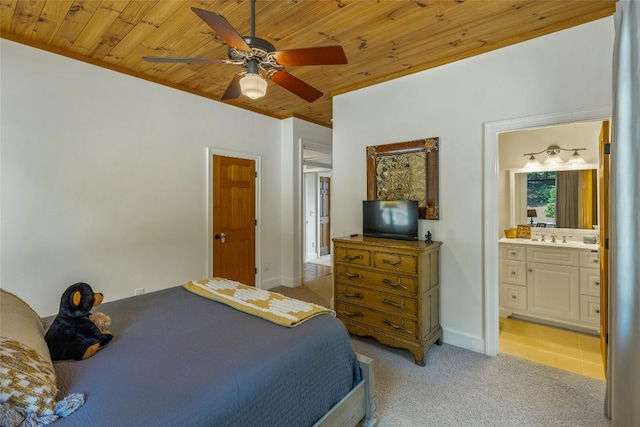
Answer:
top-left (0, 39), bottom-right (324, 315)
top-left (333, 17), bottom-right (614, 352)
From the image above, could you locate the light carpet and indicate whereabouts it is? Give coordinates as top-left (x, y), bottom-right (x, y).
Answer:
top-left (274, 275), bottom-right (610, 427)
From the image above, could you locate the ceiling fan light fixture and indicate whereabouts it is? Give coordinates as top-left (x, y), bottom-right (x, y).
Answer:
top-left (240, 73), bottom-right (267, 99)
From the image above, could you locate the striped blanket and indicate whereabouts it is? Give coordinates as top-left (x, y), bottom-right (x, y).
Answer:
top-left (183, 278), bottom-right (335, 327)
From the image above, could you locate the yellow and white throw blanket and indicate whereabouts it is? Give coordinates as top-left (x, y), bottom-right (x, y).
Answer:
top-left (184, 278), bottom-right (335, 327)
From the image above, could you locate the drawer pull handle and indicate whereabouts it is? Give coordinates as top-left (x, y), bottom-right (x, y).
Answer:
top-left (342, 290), bottom-right (363, 299)
top-left (593, 259), bottom-right (599, 263)
top-left (382, 258), bottom-right (402, 270)
top-left (511, 295), bottom-right (517, 300)
top-left (595, 282), bottom-right (600, 286)
top-left (342, 309), bottom-right (363, 317)
top-left (383, 299), bottom-right (406, 310)
top-left (510, 251), bottom-right (517, 256)
top-left (595, 309), bottom-right (600, 314)
top-left (343, 254), bottom-right (363, 262)
top-left (344, 270), bottom-right (362, 279)
top-left (383, 318), bottom-right (407, 331)
top-left (511, 271), bottom-right (516, 276)
top-left (381, 278), bottom-right (408, 289)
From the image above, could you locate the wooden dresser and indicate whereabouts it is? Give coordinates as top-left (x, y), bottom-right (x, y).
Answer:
top-left (333, 235), bottom-right (442, 366)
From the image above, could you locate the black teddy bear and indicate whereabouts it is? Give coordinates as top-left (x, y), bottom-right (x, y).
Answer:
top-left (45, 282), bottom-right (113, 361)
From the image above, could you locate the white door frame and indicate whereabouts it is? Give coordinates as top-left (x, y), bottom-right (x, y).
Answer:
top-left (300, 138), bottom-right (332, 267)
top-left (206, 147), bottom-right (262, 287)
top-left (483, 106), bottom-right (611, 356)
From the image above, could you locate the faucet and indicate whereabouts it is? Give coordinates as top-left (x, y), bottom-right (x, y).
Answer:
top-left (562, 235), bottom-right (572, 243)
top-left (540, 234), bottom-right (546, 242)
top-left (550, 233), bottom-right (557, 243)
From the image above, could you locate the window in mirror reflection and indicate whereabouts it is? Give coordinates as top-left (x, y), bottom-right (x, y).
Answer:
top-left (526, 170), bottom-right (598, 229)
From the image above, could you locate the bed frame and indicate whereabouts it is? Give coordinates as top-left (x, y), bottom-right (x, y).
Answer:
top-left (314, 354), bottom-right (377, 427)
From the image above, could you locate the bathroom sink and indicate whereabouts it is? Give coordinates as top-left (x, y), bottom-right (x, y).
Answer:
top-left (499, 237), bottom-right (599, 250)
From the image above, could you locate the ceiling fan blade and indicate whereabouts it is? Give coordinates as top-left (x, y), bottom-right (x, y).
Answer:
top-left (191, 7), bottom-right (251, 52)
top-left (273, 46), bottom-right (347, 66)
top-left (142, 57), bottom-right (226, 64)
top-left (221, 74), bottom-right (243, 100)
top-left (270, 70), bottom-right (323, 103)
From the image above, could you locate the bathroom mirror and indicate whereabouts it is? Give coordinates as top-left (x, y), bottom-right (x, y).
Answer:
top-left (509, 164), bottom-right (598, 230)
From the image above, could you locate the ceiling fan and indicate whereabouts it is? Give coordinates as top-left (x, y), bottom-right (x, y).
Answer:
top-left (142, 1), bottom-right (348, 103)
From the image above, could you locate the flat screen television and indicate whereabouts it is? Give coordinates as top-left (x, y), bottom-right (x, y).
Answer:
top-left (362, 200), bottom-right (419, 241)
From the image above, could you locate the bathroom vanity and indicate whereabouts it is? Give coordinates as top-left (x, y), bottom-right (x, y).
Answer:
top-left (499, 237), bottom-right (600, 333)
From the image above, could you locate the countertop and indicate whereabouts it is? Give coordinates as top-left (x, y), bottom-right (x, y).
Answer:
top-left (499, 237), bottom-right (599, 251)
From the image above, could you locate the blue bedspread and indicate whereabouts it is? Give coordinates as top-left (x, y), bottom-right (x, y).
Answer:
top-left (52, 286), bottom-right (361, 426)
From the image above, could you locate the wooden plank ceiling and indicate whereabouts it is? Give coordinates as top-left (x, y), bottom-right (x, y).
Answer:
top-left (1, 0), bottom-right (615, 128)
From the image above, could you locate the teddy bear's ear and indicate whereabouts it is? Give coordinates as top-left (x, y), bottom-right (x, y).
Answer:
top-left (71, 291), bottom-right (82, 307)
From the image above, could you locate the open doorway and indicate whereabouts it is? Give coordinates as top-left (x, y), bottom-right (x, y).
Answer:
top-left (302, 141), bottom-right (332, 282)
top-left (484, 108), bottom-right (610, 381)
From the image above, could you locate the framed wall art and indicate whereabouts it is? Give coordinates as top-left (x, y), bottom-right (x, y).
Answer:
top-left (366, 137), bottom-right (440, 220)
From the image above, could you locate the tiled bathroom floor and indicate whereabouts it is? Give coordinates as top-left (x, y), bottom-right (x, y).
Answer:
top-left (499, 317), bottom-right (605, 381)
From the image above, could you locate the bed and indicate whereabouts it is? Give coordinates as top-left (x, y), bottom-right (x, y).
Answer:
top-left (21, 284), bottom-right (376, 426)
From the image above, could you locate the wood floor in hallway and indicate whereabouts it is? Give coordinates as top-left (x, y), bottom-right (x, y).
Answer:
top-left (303, 263), bottom-right (331, 283)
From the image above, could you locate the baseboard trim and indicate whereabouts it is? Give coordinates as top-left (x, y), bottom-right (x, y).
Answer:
top-left (442, 327), bottom-right (485, 354)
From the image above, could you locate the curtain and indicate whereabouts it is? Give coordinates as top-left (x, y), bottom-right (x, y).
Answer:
top-left (608, 0), bottom-right (640, 424)
top-left (555, 170), bottom-right (579, 228)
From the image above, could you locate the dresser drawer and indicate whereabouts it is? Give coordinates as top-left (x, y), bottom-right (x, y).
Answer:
top-left (500, 283), bottom-right (527, 311)
top-left (500, 244), bottom-right (526, 261)
top-left (373, 251), bottom-right (417, 274)
top-left (580, 295), bottom-right (601, 326)
top-left (334, 246), bottom-right (371, 267)
top-left (334, 264), bottom-right (418, 296)
top-left (335, 284), bottom-right (418, 319)
top-left (500, 260), bottom-right (526, 286)
top-left (336, 301), bottom-right (418, 339)
top-left (580, 268), bottom-right (600, 296)
top-left (580, 250), bottom-right (600, 267)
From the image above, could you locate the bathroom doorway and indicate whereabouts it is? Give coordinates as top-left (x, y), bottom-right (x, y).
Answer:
top-left (484, 108), bottom-right (610, 380)
top-left (497, 121), bottom-right (604, 380)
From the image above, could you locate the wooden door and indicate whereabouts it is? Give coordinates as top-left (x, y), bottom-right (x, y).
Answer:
top-left (212, 155), bottom-right (256, 286)
top-left (598, 120), bottom-right (610, 374)
top-left (319, 176), bottom-right (331, 256)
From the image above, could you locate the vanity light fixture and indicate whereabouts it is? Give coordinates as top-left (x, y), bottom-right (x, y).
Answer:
top-left (524, 154), bottom-right (542, 168)
top-left (567, 150), bottom-right (587, 165)
top-left (522, 144), bottom-right (586, 168)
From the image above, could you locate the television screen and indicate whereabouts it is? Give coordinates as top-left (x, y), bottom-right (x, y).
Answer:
top-left (362, 200), bottom-right (419, 241)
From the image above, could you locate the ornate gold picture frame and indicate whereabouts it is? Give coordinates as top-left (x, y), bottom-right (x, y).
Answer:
top-left (366, 138), bottom-right (439, 220)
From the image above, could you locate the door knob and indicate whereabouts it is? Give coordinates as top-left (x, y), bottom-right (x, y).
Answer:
top-left (214, 232), bottom-right (227, 243)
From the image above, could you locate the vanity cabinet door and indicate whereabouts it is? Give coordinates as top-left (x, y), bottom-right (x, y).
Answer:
top-left (527, 262), bottom-right (580, 321)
